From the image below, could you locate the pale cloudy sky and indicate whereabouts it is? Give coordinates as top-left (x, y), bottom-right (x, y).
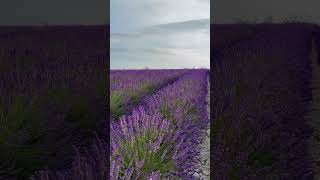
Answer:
top-left (110, 0), bottom-right (210, 69)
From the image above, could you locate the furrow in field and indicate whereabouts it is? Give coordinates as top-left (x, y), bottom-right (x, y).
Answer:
top-left (191, 76), bottom-right (210, 180)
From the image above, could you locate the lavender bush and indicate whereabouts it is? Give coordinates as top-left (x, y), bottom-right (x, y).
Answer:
top-left (110, 70), bottom-right (209, 179)
top-left (110, 69), bottom-right (187, 119)
top-left (32, 69), bottom-right (209, 179)
top-left (0, 25), bottom-right (108, 179)
top-left (211, 24), bottom-right (314, 179)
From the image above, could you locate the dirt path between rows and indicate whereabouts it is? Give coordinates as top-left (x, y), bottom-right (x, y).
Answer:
top-left (191, 76), bottom-right (210, 180)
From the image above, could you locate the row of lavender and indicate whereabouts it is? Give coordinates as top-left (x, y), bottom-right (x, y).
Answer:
top-left (0, 26), bottom-right (108, 179)
top-left (111, 69), bottom-right (209, 179)
top-left (110, 70), bottom-right (187, 119)
top-left (212, 24), bottom-right (269, 58)
top-left (211, 24), bottom-right (314, 179)
top-left (31, 69), bottom-right (209, 179)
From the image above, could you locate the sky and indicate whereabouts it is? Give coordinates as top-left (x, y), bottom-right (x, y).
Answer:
top-left (110, 0), bottom-right (210, 69)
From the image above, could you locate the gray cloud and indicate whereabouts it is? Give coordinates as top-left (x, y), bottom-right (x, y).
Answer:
top-left (111, 18), bottom-right (209, 43)
top-left (141, 19), bottom-right (210, 34)
top-left (111, 0), bottom-right (209, 33)
top-left (110, 47), bottom-right (131, 53)
top-left (111, 0), bottom-right (209, 69)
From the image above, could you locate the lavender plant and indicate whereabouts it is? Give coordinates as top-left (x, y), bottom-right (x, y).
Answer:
top-left (111, 70), bottom-right (209, 179)
top-left (31, 69), bottom-right (209, 179)
top-left (0, 25), bottom-right (108, 179)
top-left (110, 69), bottom-right (187, 119)
top-left (211, 24), bottom-right (314, 179)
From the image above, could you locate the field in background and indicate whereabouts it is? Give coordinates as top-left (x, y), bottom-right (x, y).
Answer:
top-left (110, 69), bottom-right (187, 119)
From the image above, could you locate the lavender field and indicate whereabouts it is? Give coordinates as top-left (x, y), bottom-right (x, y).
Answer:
top-left (4, 22), bottom-right (320, 180)
top-left (110, 69), bottom-right (210, 179)
top-left (0, 25), bottom-right (108, 179)
top-left (110, 70), bottom-right (187, 119)
top-left (211, 23), bottom-right (320, 179)
top-left (29, 69), bottom-right (210, 179)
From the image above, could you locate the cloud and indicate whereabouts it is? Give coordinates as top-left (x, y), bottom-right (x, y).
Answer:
top-left (141, 19), bottom-right (210, 34)
top-left (111, 0), bottom-right (209, 33)
top-left (111, 19), bottom-right (209, 69)
top-left (111, 0), bottom-right (209, 69)
top-left (110, 47), bottom-right (131, 53)
top-left (142, 48), bottom-right (196, 55)
top-left (111, 18), bottom-right (209, 45)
